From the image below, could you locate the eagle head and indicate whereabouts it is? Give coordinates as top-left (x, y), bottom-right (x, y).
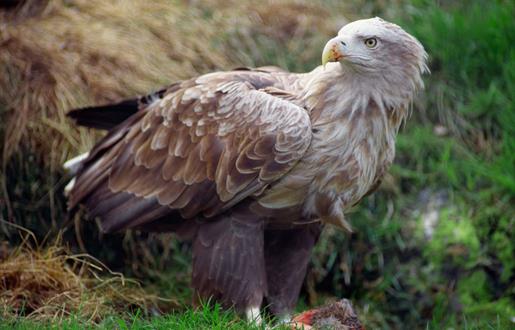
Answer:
top-left (322, 17), bottom-right (429, 112)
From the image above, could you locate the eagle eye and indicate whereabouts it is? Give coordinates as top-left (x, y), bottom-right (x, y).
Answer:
top-left (364, 37), bottom-right (377, 48)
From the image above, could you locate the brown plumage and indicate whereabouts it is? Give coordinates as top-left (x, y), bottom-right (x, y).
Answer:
top-left (65, 18), bottom-right (428, 321)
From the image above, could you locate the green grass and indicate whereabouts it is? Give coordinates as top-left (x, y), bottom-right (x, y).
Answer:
top-left (0, 304), bottom-right (285, 330)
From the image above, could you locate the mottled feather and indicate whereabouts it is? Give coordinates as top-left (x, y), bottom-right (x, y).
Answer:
top-left (68, 70), bottom-right (312, 232)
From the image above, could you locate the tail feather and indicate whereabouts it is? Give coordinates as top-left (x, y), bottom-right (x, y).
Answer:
top-left (64, 84), bottom-right (183, 233)
top-left (67, 99), bottom-right (139, 130)
top-left (67, 86), bottom-right (173, 130)
top-left (63, 152), bottom-right (90, 174)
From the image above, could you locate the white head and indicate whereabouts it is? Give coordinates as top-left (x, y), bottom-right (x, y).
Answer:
top-left (322, 17), bottom-right (429, 110)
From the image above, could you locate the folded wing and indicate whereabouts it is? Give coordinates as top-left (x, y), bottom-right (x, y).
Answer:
top-left (68, 72), bottom-right (312, 232)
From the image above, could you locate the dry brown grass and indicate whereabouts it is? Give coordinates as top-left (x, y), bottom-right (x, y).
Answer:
top-left (0, 222), bottom-right (175, 323)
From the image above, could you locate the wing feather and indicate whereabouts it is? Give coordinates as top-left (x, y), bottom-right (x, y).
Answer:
top-left (69, 71), bottom-right (312, 232)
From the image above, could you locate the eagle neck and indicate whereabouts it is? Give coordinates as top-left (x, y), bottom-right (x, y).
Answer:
top-left (301, 65), bottom-right (410, 131)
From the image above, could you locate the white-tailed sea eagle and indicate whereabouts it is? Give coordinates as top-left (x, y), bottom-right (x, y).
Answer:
top-left (64, 17), bottom-right (428, 323)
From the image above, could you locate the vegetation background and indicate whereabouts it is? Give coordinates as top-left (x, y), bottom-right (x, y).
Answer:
top-left (0, 0), bottom-right (513, 329)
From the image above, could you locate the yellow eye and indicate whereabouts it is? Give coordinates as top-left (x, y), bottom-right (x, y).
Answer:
top-left (364, 38), bottom-right (377, 48)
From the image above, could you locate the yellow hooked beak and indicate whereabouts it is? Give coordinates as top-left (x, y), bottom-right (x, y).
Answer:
top-left (321, 37), bottom-right (346, 67)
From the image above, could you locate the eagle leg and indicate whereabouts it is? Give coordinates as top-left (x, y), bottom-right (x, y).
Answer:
top-left (263, 223), bottom-right (322, 321)
top-left (192, 203), bottom-right (267, 315)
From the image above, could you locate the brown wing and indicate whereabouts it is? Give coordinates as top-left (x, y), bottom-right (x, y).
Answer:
top-left (69, 71), bottom-right (312, 232)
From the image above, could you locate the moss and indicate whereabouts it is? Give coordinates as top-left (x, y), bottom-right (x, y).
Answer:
top-left (491, 224), bottom-right (515, 282)
top-left (425, 208), bottom-right (481, 268)
top-left (457, 271), bottom-right (491, 307)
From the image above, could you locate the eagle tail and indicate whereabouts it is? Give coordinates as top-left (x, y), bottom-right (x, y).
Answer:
top-left (63, 100), bottom-right (136, 195)
top-left (66, 98), bottom-right (139, 130)
top-left (67, 87), bottom-right (170, 130)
